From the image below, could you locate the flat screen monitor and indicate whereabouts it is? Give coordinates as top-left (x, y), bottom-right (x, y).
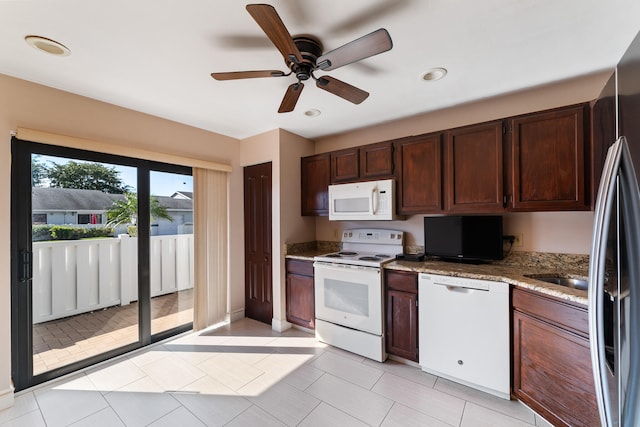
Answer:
top-left (423, 215), bottom-right (503, 262)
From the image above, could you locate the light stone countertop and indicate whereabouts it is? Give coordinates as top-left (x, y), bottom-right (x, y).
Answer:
top-left (385, 259), bottom-right (588, 305)
top-left (285, 244), bottom-right (589, 305)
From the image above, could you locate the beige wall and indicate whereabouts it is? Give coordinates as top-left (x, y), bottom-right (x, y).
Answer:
top-left (313, 71), bottom-right (613, 255)
top-left (0, 74), bottom-right (243, 403)
top-left (315, 211), bottom-right (594, 255)
top-left (239, 129), bottom-right (315, 330)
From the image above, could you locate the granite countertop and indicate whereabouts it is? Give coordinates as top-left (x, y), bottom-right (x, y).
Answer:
top-left (284, 242), bottom-right (589, 305)
top-left (385, 259), bottom-right (588, 305)
top-left (285, 250), bottom-right (329, 260)
top-left (284, 241), bottom-right (340, 261)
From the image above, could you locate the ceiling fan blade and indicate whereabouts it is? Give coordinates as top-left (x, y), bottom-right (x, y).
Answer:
top-left (317, 28), bottom-right (392, 71)
top-left (327, 0), bottom-right (409, 34)
top-left (246, 4), bottom-right (303, 64)
top-left (278, 82), bottom-right (304, 113)
top-left (316, 76), bottom-right (369, 104)
top-left (211, 70), bottom-right (286, 80)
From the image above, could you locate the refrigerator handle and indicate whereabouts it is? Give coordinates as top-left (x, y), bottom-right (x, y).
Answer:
top-left (589, 137), bottom-right (623, 427)
top-left (618, 138), bottom-right (640, 425)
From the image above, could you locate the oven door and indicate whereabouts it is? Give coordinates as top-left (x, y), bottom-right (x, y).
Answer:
top-left (313, 261), bottom-right (383, 335)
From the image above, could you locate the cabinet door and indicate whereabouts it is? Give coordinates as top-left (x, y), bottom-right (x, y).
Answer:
top-left (513, 310), bottom-right (599, 427)
top-left (510, 105), bottom-right (588, 211)
top-left (445, 121), bottom-right (504, 212)
top-left (395, 134), bottom-right (443, 214)
top-left (286, 273), bottom-right (315, 329)
top-left (386, 289), bottom-right (418, 362)
top-left (360, 141), bottom-right (394, 179)
top-left (301, 153), bottom-right (330, 216)
top-left (331, 147), bottom-right (359, 183)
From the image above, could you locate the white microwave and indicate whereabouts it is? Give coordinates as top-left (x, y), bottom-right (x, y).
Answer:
top-left (328, 179), bottom-right (399, 221)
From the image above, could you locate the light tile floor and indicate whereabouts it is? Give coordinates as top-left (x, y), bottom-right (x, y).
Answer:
top-left (2, 318), bottom-right (554, 427)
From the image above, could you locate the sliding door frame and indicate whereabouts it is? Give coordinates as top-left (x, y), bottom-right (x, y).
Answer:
top-left (11, 138), bottom-right (192, 390)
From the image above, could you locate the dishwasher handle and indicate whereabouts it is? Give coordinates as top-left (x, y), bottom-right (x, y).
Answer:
top-left (443, 284), bottom-right (488, 293)
top-left (419, 273), bottom-right (495, 292)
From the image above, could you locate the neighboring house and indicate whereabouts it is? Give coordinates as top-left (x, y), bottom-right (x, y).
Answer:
top-left (171, 191), bottom-right (192, 200)
top-left (31, 187), bottom-right (193, 235)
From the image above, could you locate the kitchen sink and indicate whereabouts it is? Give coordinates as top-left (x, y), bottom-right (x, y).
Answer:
top-left (524, 274), bottom-right (589, 291)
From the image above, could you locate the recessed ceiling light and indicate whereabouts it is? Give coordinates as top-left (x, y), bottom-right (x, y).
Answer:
top-left (304, 109), bottom-right (321, 117)
top-left (420, 68), bottom-right (447, 82)
top-left (24, 35), bottom-right (70, 56)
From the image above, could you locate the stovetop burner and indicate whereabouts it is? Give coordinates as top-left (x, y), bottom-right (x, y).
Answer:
top-left (313, 228), bottom-right (405, 267)
top-left (315, 250), bottom-right (397, 267)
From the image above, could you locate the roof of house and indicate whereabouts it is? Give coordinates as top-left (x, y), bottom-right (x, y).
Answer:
top-left (32, 187), bottom-right (122, 211)
top-left (154, 195), bottom-right (193, 210)
top-left (171, 191), bottom-right (193, 200)
top-left (32, 187), bottom-right (192, 211)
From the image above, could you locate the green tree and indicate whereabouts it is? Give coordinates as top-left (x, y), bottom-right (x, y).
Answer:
top-left (48, 161), bottom-right (130, 193)
top-left (31, 155), bottom-right (48, 187)
top-left (105, 192), bottom-right (173, 228)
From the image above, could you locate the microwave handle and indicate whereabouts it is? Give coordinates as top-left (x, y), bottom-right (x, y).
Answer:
top-left (371, 187), bottom-right (378, 214)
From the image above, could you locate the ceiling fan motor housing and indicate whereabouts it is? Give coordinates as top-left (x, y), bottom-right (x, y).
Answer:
top-left (289, 35), bottom-right (323, 81)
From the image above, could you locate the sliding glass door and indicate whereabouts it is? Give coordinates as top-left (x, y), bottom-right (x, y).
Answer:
top-left (149, 170), bottom-right (194, 337)
top-left (11, 139), bottom-right (193, 390)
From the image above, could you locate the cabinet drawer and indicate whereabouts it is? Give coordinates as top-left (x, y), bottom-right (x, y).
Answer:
top-left (512, 287), bottom-right (588, 337)
top-left (385, 270), bottom-right (418, 293)
top-left (286, 259), bottom-right (314, 276)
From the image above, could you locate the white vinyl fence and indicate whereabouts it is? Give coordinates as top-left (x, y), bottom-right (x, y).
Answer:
top-left (32, 234), bottom-right (194, 324)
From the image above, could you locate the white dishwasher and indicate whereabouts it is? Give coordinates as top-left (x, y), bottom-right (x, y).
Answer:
top-left (418, 273), bottom-right (510, 399)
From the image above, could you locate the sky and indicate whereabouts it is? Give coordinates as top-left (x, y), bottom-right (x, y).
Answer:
top-left (35, 155), bottom-right (193, 197)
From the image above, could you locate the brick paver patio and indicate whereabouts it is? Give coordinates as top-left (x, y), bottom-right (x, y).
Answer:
top-left (32, 289), bottom-right (193, 374)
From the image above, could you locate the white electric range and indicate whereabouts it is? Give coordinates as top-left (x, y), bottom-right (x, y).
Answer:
top-left (313, 229), bottom-right (404, 362)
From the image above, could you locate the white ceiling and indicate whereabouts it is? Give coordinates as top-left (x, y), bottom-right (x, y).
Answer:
top-left (1, 0), bottom-right (639, 140)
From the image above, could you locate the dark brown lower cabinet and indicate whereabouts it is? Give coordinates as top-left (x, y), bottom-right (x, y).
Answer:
top-left (285, 259), bottom-right (315, 330)
top-left (512, 288), bottom-right (599, 427)
top-left (385, 270), bottom-right (418, 362)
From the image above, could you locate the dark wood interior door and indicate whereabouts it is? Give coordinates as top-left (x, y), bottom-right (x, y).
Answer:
top-left (244, 162), bottom-right (273, 324)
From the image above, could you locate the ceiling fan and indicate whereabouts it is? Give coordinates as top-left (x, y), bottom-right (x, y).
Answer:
top-left (211, 4), bottom-right (393, 113)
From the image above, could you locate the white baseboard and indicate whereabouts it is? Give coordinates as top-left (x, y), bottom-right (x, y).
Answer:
top-left (229, 309), bottom-right (244, 323)
top-left (271, 318), bottom-right (292, 332)
top-left (0, 384), bottom-right (15, 412)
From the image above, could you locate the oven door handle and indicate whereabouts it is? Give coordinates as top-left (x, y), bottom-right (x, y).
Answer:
top-left (313, 261), bottom-right (381, 273)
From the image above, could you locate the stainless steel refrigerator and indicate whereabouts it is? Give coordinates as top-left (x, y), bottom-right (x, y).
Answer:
top-left (589, 29), bottom-right (640, 427)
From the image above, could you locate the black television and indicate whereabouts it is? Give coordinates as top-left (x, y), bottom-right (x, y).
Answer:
top-left (423, 215), bottom-right (503, 262)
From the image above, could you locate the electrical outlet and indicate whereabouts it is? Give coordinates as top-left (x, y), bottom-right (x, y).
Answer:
top-left (513, 233), bottom-right (523, 247)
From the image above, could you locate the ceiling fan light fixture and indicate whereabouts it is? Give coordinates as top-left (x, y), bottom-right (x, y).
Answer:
top-left (421, 68), bottom-right (447, 82)
top-left (24, 35), bottom-right (70, 56)
top-left (304, 109), bottom-right (321, 117)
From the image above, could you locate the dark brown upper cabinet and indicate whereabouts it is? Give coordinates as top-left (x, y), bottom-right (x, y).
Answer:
top-left (395, 134), bottom-right (443, 214)
top-left (301, 102), bottom-right (594, 217)
top-left (445, 121), bottom-right (505, 213)
top-left (301, 153), bottom-right (330, 216)
top-left (359, 141), bottom-right (394, 179)
top-left (508, 104), bottom-right (589, 211)
top-left (330, 142), bottom-right (395, 183)
top-left (330, 147), bottom-right (360, 183)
